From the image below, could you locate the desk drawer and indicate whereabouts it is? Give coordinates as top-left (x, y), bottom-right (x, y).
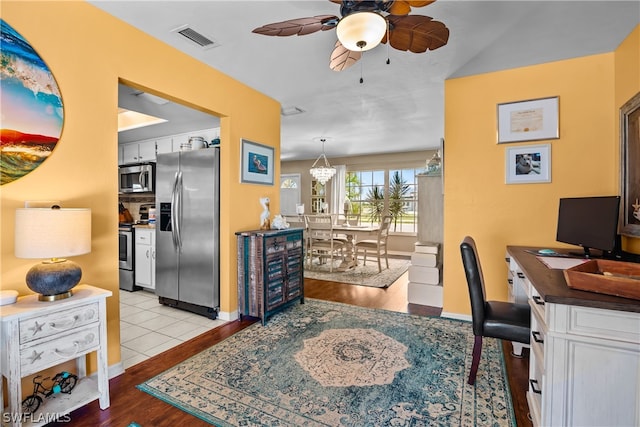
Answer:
top-left (529, 287), bottom-right (546, 322)
top-left (565, 305), bottom-right (640, 344)
top-left (530, 309), bottom-right (546, 375)
top-left (20, 302), bottom-right (99, 344)
top-left (20, 325), bottom-right (100, 376)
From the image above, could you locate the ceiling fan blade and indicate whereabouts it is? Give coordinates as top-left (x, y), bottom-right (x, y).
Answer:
top-left (385, 15), bottom-right (449, 53)
top-left (404, 0), bottom-right (436, 7)
top-left (330, 40), bottom-right (361, 72)
top-left (389, 1), bottom-right (436, 16)
top-left (388, 2), bottom-right (411, 16)
top-left (252, 15), bottom-right (338, 37)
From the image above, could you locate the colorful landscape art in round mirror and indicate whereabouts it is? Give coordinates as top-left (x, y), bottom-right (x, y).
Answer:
top-left (1, 19), bottom-right (64, 185)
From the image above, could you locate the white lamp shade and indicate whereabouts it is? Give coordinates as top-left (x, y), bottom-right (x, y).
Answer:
top-left (336, 12), bottom-right (387, 52)
top-left (15, 208), bottom-right (91, 259)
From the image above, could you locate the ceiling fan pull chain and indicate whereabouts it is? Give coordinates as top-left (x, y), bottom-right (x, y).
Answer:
top-left (386, 19), bottom-right (390, 65)
top-left (360, 50), bottom-right (364, 84)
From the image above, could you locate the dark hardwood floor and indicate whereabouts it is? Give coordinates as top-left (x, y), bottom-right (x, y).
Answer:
top-left (54, 276), bottom-right (532, 426)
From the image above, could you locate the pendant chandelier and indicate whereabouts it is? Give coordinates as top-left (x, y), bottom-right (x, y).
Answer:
top-left (309, 138), bottom-right (336, 185)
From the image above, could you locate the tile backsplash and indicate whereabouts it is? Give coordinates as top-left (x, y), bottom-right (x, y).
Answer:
top-left (119, 195), bottom-right (155, 222)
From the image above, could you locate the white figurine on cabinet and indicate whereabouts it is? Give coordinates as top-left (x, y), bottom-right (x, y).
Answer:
top-left (260, 197), bottom-right (271, 230)
top-left (271, 215), bottom-right (289, 230)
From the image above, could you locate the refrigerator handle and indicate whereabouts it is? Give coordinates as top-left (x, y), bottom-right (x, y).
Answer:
top-left (170, 171), bottom-right (180, 250)
top-left (175, 170), bottom-right (184, 250)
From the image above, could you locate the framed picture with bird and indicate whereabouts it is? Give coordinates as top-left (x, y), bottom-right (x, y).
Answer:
top-left (241, 138), bottom-right (275, 185)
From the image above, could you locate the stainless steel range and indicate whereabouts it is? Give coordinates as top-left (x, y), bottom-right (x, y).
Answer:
top-left (119, 223), bottom-right (140, 291)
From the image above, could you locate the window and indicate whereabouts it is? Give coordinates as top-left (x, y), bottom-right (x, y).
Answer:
top-left (346, 167), bottom-right (421, 233)
top-left (310, 180), bottom-right (326, 213)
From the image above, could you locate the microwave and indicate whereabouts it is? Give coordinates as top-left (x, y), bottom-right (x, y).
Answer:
top-left (118, 163), bottom-right (155, 193)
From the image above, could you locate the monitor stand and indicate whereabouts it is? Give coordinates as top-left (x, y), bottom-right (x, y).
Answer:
top-left (569, 247), bottom-right (593, 259)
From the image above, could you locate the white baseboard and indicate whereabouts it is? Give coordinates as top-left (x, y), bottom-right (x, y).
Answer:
top-left (87, 362), bottom-right (124, 381)
top-left (218, 310), bottom-right (238, 322)
top-left (441, 311), bottom-right (471, 322)
top-left (388, 250), bottom-right (412, 257)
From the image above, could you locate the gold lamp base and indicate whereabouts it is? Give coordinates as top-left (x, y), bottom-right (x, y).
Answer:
top-left (38, 290), bottom-right (74, 302)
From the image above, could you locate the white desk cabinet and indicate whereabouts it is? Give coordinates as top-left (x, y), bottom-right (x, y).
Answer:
top-left (1, 285), bottom-right (111, 426)
top-left (507, 247), bottom-right (640, 427)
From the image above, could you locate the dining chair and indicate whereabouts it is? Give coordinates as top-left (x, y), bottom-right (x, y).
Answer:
top-left (354, 215), bottom-right (392, 273)
top-left (460, 236), bottom-right (531, 385)
top-left (305, 214), bottom-right (344, 272)
top-left (336, 213), bottom-right (361, 226)
top-left (284, 215), bottom-right (308, 258)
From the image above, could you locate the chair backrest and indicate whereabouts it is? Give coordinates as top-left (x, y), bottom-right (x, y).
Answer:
top-left (305, 215), bottom-right (334, 240)
top-left (336, 213), bottom-right (361, 226)
top-left (284, 215), bottom-right (305, 230)
top-left (460, 236), bottom-right (487, 336)
top-left (377, 215), bottom-right (392, 243)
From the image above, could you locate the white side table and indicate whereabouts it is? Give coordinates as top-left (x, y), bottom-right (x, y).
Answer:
top-left (1, 285), bottom-right (111, 426)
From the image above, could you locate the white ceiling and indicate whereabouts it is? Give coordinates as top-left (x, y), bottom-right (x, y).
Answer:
top-left (91, 1), bottom-right (639, 161)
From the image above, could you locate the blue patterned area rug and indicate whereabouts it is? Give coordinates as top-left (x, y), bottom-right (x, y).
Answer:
top-left (138, 300), bottom-right (515, 426)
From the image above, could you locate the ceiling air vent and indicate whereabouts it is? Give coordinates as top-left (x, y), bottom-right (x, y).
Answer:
top-left (171, 25), bottom-right (220, 50)
top-left (281, 106), bottom-right (305, 117)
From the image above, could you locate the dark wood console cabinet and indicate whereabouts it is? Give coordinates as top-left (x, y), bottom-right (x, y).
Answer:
top-left (236, 228), bottom-right (304, 325)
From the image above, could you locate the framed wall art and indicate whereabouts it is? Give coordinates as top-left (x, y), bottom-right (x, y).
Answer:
top-left (1, 19), bottom-right (64, 185)
top-left (620, 91), bottom-right (640, 237)
top-left (497, 96), bottom-right (559, 144)
top-left (241, 139), bottom-right (274, 185)
top-left (505, 143), bottom-right (551, 184)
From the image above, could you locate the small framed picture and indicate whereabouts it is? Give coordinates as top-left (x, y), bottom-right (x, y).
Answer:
top-left (505, 143), bottom-right (551, 184)
top-left (240, 139), bottom-right (274, 185)
top-left (497, 96), bottom-right (559, 143)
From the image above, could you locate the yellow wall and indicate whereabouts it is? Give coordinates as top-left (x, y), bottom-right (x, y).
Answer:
top-left (615, 26), bottom-right (640, 253)
top-left (1, 1), bottom-right (280, 371)
top-left (442, 26), bottom-right (640, 315)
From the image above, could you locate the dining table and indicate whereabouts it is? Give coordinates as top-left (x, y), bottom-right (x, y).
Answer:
top-left (331, 223), bottom-right (378, 271)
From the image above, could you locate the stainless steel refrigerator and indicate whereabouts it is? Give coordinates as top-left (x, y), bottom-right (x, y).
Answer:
top-left (155, 147), bottom-right (220, 319)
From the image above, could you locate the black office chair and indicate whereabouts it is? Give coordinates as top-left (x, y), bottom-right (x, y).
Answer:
top-left (460, 236), bottom-right (531, 385)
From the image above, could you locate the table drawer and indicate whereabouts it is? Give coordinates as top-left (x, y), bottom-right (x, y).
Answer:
top-left (20, 302), bottom-right (99, 344)
top-left (20, 325), bottom-right (100, 376)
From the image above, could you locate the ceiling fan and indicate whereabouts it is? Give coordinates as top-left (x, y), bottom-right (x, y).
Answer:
top-left (252, 0), bottom-right (449, 72)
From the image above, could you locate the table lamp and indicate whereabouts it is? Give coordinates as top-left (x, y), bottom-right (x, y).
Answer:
top-left (14, 207), bottom-right (91, 301)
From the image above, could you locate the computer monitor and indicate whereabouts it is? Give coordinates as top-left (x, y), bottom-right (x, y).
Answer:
top-left (556, 196), bottom-right (621, 258)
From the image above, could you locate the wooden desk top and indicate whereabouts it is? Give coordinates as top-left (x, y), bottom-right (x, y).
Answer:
top-left (507, 246), bottom-right (640, 313)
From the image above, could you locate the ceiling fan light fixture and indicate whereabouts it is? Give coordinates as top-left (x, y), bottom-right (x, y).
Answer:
top-left (336, 12), bottom-right (386, 52)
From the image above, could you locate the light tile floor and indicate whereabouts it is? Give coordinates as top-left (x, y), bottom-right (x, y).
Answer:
top-left (119, 289), bottom-right (227, 369)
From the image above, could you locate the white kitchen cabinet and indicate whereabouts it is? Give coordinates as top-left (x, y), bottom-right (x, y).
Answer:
top-left (155, 137), bottom-right (173, 155)
top-left (135, 228), bottom-right (155, 290)
top-left (121, 142), bottom-right (140, 164)
top-left (172, 134), bottom-right (189, 151)
top-left (117, 144), bottom-right (124, 165)
top-left (120, 140), bottom-right (156, 164)
top-left (137, 139), bottom-right (156, 162)
top-left (507, 246), bottom-right (640, 427)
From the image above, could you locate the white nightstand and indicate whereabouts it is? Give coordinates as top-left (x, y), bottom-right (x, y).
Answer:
top-left (1, 285), bottom-right (111, 426)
